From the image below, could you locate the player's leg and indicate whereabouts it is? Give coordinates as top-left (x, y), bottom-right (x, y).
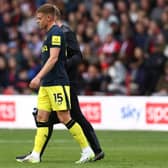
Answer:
top-left (16, 110), bottom-right (50, 163)
top-left (32, 108), bottom-right (60, 159)
top-left (70, 87), bottom-right (104, 161)
top-left (57, 110), bottom-right (95, 163)
top-left (54, 85), bottom-right (94, 163)
top-left (16, 87), bottom-right (51, 163)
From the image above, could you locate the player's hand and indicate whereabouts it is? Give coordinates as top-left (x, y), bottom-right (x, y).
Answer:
top-left (29, 77), bottom-right (41, 89)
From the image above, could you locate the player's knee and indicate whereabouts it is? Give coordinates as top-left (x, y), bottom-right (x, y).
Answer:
top-left (36, 110), bottom-right (50, 122)
top-left (35, 109), bottom-right (50, 127)
top-left (36, 115), bottom-right (48, 122)
top-left (57, 111), bottom-right (71, 124)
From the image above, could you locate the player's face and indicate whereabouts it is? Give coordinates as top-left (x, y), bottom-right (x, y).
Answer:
top-left (36, 13), bottom-right (48, 30)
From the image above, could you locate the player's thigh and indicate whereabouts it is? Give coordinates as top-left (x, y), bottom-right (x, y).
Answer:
top-left (47, 85), bottom-right (71, 111)
top-left (37, 86), bottom-right (52, 112)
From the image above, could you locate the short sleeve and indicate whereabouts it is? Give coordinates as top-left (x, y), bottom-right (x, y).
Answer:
top-left (48, 32), bottom-right (62, 48)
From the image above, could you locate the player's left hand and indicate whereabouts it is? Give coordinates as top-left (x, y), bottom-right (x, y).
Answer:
top-left (29, 77), bottom-right (41, 89)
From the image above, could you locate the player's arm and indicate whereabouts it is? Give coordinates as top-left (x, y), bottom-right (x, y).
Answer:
top-left (36, 47), bottom-right (60, 79)
top-left (29, 47), bottom-right (60, 89)
top-left (29, 33), bottom-right (61, 89)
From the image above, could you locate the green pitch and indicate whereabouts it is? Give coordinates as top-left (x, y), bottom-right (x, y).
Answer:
top-left (0, 129), bottom-right (168, 168)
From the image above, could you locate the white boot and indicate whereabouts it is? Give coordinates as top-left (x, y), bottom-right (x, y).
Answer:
top-left (76, 147), bottom-right (95, 164)
top-left (16, 152), bottom-right (40, 163)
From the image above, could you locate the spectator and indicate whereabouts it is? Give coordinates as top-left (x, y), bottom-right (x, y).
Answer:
top-left (119, 25), bottom-right (135, 67)
top-left (116, 0), bottom-right (128, 14)
top-left (97, 2), bottom-right (114, 42)
top-left (129, 47), bottom-right (146, 95)
top-left (100, 32), bottom-right (121, 66)
top-left (150, 0), bottom-right (165, 22)
top-left (82, 63), bottom-right (104, 95)
top-left (134, 21), bottom-right (149, 49)
top-left (140, 0), bottom-right (152, 15)
top-left (144, 37), bottom-right (167, 95)
top-left (108, 15), bottom-right (120, 40)
top-left (129, 1), bottom-right (139, 23)
top-left (107, 54), bottom-right (127, 95)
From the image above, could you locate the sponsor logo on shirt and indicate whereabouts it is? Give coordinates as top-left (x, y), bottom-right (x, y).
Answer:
top-left (52, 35), bottom-right (61, 45)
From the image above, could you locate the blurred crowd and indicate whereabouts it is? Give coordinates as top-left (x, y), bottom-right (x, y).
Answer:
top-left (0, 0), bottom-right (168, 96)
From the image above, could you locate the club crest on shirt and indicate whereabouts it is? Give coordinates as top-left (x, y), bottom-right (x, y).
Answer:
top-left (52, 35), bottom-right (61, 45)
top-left (42, 45), bottom-right (48, 52)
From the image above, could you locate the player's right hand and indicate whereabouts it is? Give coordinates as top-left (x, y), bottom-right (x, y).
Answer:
top-left (29, 77), bottom-right (41, 89)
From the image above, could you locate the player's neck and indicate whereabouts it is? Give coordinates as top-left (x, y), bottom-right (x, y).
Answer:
top-left (56, 20), bottom-right (62, 27)
top-left (47, 22), bottom-right (55, 31)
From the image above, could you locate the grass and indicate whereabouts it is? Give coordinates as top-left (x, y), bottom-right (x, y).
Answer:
top-left (0, 129), bottom-right (168, 168)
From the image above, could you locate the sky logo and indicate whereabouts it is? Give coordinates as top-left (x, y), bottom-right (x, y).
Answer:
top-left (120, 105), bottom-right (141, 121)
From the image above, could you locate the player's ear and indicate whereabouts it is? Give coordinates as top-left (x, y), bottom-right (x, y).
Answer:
top-left (46, 14), bottom-right (50, 21)
top-left (46, 14), bottom-right (51, 21)
top-left (47, 14), bottom-right (54, 22)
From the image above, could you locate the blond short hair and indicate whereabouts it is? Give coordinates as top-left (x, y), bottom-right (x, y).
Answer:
top-left (36, 3), bottom-right (61, 18)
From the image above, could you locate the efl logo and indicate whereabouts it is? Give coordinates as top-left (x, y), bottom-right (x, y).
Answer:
top-left (80, 102), bottom-right (101, 123)
top-left (146, 103), bottom-right (168, 124)
top-left (0, 102), bottom-right (16, 122)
